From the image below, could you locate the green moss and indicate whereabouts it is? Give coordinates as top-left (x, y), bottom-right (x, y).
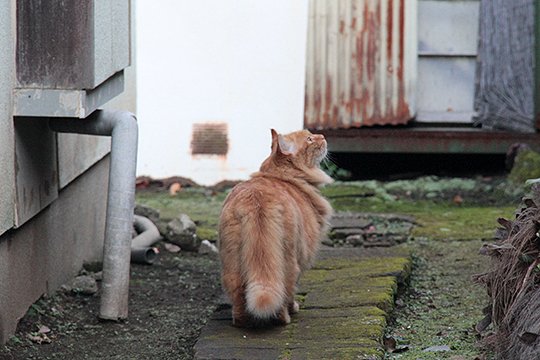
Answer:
top-left (279, 348), bottom-right (292, 360)
top-left (299, 306), bottom-right (386, 319)
top-left (411, 205), bottom-right (515, 241)
top-left (509, 150), bottom-right (540, 184)
top-left (295, 293), bottom-right (306, 304)
top-left (196, 227), bottom-right (218, 241)
top-left (302, 275), bottom-right (400, 311)
top-left (298, 256), bottom-right (411, 313)
top-left (329, 193), bottom-right (514, 241)
top-left (304, 285), bottom-right (395, 312)
top-left (298, 346), bottom-right (384, 360)
top-left (312, 257), bottom-right (410, 273)
top-left (322, 183), bottom-right (378, 198)
top-left (386, 240), bottom-right (494, 359)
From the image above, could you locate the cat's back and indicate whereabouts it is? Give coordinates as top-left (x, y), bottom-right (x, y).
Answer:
top-left (222, 175), bottom-right (298, 214)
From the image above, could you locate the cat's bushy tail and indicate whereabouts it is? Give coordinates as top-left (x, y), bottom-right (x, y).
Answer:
top-left (240, 209), bottom-right (286, 319)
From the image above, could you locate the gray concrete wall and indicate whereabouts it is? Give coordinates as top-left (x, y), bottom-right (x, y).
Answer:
top-left (0, 156), bottom-right (109, 344)
top-left (0, 0), bottom-right (136, 344)
top-left (14, 118), bottom-right (59, 227)
top-left (57, 0), bottom-right (136, 190)
top-left (0, 1), bottom-right (15, 236)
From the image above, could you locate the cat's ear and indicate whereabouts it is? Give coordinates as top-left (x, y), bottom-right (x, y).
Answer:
top-left (277, 134), bottom-right (296, 155)
top-left (270, 129), bottom-right (279, 153)
top-left (270, 129), bottom-right (296, 155)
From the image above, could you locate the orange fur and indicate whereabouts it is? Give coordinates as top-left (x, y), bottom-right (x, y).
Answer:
top-left (218, 129), bottom-right (333, 327)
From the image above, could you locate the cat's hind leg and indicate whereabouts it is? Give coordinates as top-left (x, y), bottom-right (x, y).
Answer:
top-left (288, 300), bottom-right (300, 314)
top-left (276, 305), bottom-right (291, 325)
top-left (222, 271), bottom-right (250, 327)
top-left (285, 262), bottom-right (301, 315)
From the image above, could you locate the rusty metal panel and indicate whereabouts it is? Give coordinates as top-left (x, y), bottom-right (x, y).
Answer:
top-left (305, 0), bottom-right (416, 129)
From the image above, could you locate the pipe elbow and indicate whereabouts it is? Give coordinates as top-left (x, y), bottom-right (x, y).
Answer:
top-left (103, 110), bottom-right (138, 135)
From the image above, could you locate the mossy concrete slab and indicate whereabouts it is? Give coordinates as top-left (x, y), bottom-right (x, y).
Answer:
top-left (289, 346), bottom-right (384, 360)
top-left (194, 247), bottom-right (411, 360)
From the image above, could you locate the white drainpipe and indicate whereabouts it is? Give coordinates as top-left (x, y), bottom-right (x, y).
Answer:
top-left (49, 109), bottom-right (138, 321)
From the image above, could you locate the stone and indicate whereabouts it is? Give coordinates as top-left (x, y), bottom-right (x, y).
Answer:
top-left (199, 240), bottom-right (219, 257)
top-left (423, 345), bottom-right (451, 352)
top-left (165, 214), bottom-right (200, 251)
top-left (91, 271), bottom-right (103, 281)
top-left (330, 213), bottom-right (373, 229)
top-left (332, 228), bottom-right (366, 239)
top-left (134, 204), bottom-right (160, 225)
top-left (164, 242), bottom-right (181, 253)
top-left (194, 247), bottom-right (412, 360)
top-left (321, 236), bottom-right (334, 247)
top-left (345, 234), bottom-right (365, 246)
top-left (68, 275), bottom-right (98, 295)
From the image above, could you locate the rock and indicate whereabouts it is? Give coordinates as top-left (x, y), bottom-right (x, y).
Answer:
top-left (330, 213), bottom-right (373, 229)
top-left (345, 234), bottom-right (365, 246)
top-left (165, 214), bottom-right (200, 251)
top-left (135, 204), bottom-right (160, 225)
top-left (164, 242), bottom-right (181, 253)
top-left (27, 332), bottom-right (51, 344)
top-left (67, 275), bottom-right (98, 295)
top-left (332, 228), bottom-right (365, 240)
top-left (199, 240), bottom-right (218, 256)
top-left (91, 271), bottom-right (103, 281)
top-left (82, 261), bottom-right (102, 273)
top-left (423, 345), bottom-right (451, 352)
top-left (321, 237), bottom-right (334, 247)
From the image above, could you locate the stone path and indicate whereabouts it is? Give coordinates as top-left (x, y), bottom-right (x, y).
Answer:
top-left (194, 246), bottom-right (411, 360)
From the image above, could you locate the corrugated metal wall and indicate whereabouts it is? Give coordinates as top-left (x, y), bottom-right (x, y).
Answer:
top-left (304, 0), bottom-right (416, 129)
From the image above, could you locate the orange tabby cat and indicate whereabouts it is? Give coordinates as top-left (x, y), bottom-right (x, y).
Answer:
top-left (218, 129), bottom-right (333, 327)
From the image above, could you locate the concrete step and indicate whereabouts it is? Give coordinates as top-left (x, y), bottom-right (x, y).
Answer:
top-left (194, 246), bottom-right (411, 360)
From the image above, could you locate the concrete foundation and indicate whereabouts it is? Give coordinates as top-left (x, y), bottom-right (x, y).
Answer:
top-left (0, 156), bottom-right (109, 344)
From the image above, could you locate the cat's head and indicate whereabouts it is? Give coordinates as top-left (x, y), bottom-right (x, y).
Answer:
top-left (260, 129), bottom-right (333, 186)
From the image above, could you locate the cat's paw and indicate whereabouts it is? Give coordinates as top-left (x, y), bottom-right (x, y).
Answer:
top-left (232, 315), bottom-right (250, 328)
top-left (280, 312), bottom-right (291, 325)
top-left (289, 301), bottom-right (300, 314)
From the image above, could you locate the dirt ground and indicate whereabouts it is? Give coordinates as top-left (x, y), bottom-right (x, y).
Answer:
top-left (0, 250), bottom-right (221, 360)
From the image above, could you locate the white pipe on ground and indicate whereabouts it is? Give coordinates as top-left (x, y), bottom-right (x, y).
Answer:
top-left (49, 109), bottom-right (138, 321)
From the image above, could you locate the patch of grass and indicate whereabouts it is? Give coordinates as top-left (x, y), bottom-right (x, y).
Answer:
top-left (136, 188), bottom-right (226, 241)
top-left (386, 240), bottom-right (494, 359)
top-left (411, 205), bottom-right (515, 241)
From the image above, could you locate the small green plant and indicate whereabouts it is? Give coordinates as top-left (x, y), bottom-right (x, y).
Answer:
top-left (321, 160), bottom-right (352, 180)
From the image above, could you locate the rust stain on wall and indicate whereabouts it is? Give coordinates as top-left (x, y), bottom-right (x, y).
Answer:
top-left (191, 123), bottom-right (229, 156)
top-left (305, 0), bottom-right (413, 130)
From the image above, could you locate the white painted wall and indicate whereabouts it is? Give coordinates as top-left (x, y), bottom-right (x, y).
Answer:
top-left (135, 0), bottom-right (308, 185)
